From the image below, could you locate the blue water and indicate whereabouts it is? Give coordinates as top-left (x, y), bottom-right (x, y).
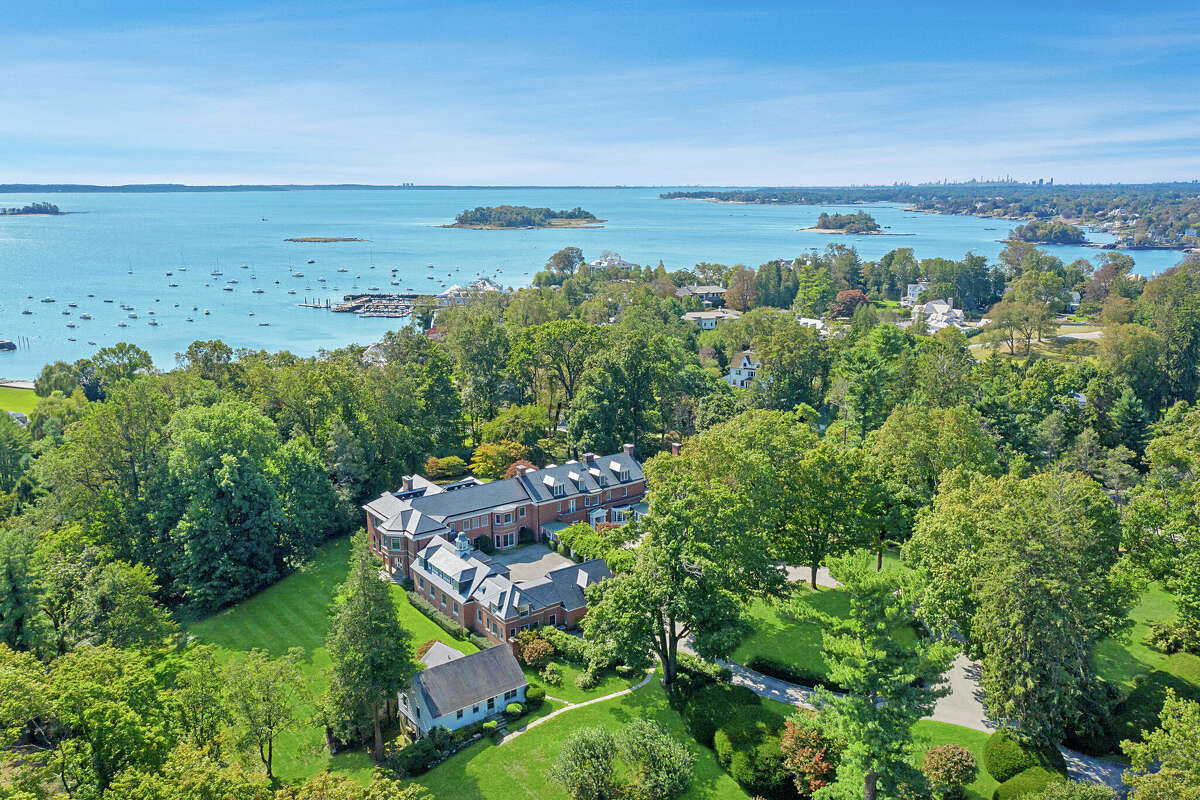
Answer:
top-left (0, 188), bottom-right (1186, 379)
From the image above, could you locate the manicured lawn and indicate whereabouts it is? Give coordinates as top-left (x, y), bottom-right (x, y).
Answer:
top-left (523, 659), bottom-right (642, 704)
top-left (912, 721), bottom-right (999, 800)
top-left (415, 678), bottom-right (751, 800)
top-left (1094, 582), bottom-right (1200, 747)
top-left (0, 386), bottom-right (38, 414)
top-left (733, 555), bottom-right (915, 679)
top-left (188, 536), bottom-right (478, 783)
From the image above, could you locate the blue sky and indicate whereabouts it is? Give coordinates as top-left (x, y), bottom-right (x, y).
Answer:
top-left (2, 1), bottom-right (1199, 185)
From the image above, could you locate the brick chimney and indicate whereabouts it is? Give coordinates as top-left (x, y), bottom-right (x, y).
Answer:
top-left (623, 443), bottom-right (634, 457)
top-left (583, 452), bottom-right (597, 463)
top-left (670, 441), bottom-right (681, 456)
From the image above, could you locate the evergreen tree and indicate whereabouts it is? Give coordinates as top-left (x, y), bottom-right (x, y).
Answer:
top-left (1111, 385), bottom-right (1149, 455)
top-left (323, 535), bottom-right (415, 761)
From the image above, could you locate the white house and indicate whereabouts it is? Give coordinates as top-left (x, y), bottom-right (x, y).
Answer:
top-left (796, 316), bottom-right (829, 336)
top-left (902, 281), bottom-right (930, 307)
top-left (682, 308), bottom-right (741, 329)
top-left (912, 298), bottom-right (967, 333)
top-left (675, 284), bottom-right (727, 305)
top-left (398, 643), bottom-right (528, 738)
top-left (724, 350), bottom-right (761, 388)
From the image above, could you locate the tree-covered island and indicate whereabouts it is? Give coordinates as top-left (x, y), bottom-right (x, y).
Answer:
top-left (447, 205), bottom-right (602, 229)
top-left (0, 201), bottom-right (61, 215)
top-left (1007, 219), bottom-right (1086, 244)
top-left (806, 211), bottom-right (882, 234)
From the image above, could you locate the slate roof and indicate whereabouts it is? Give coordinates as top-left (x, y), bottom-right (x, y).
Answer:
top-left (413, 645), bottom-right (527, 718)
top-left (516, 453), bottom-right (643, 504)
top-left (408, 479), bottom-right (529, 520)
top-left (419, 641), bottom-right (464, 668)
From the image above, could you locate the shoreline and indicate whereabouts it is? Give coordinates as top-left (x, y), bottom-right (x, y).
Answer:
top-left (799, 227), bottom-right (910, 236)
top-left (284, 237), bottom-right (368, 242)
top-left (441, 218), bottom-right (607, 230)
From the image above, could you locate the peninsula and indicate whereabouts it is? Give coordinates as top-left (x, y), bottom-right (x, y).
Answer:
top-left (0, 202), bottom-right (62, 216)
top-left (803, 210), bottom-right (882, 234)
top-left (446, 205), bottom-right (603, 229)
top-left (284, 236), bottom-right (367, 242)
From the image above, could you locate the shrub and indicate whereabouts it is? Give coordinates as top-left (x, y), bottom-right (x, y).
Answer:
top-left (505, 702), bottom-right (524, 718)
top-left (540, 662), bottom-right (563, 686)
top-left (984, 729), bottom-right (1067, 784)
top-left (468, 633), bottom-right (493, 652)
top-left (677, 653), bottom-right (733, 686)
top-left (543, 627), bottom-right (591, 664)
top-left (683, 683), bottom-right (761, 747)
top-left (386, 736), bottom-right (440, 776)
top-left (1146, 620), bottom-right (1200, 655)
top-left (515, 630), bottom-right (554, 669)
top-left (518, 526), bottom-right (535, 544)
top-left (746, 656), bottom-right (847, 693)
top-left (712, 706), bottom-right (790, 799)
top-left (781, 713), bottom-right (841, 798)
top-left (525, 686), bottom-right (546, 710)
top-left (575, 669), bottom-right (600, 691)
top-left (405, 591), bottom-right (468, 639)
top-left (992, 767), bottom-right (1066, 800)
top-left (482, 719), bottom-right (501, 742)
top-left (922, 744), bottom-right (978, 799)
top-left (476, 535), bottom-right (495, 554)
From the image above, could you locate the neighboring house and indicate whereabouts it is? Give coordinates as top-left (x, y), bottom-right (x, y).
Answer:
top-left (682, 308), bottom-right (741, 329)
top-left (6, 411), bottom-right (28, 426)
top-left (911, 298), bottom-right (967, 333)
top-left (364, 446), bottom-right (646, 579)
top-left (409, 531), bottom-right (612, 646)
top-left (589, 252), bottom-right (637, 270)
top-left (398, 642), bottom-right (528, 738)
top-left (724, 350), bottom-right (761, 388)
top-left (1067, 290), bottom-right (1081, 311)
top-left (796, 316), bottom-right (829, 336)
top-left (902, 281), bottom-right (930, 307)
top-left (675, 284), bottom-right (727, 305)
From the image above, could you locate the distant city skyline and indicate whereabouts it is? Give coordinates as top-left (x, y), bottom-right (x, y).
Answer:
top-left (3, 1), bottom-right (1199, 185)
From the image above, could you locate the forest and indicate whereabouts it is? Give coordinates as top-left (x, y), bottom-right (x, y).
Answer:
top-left (814, 211), bottom-right (880, 233)
top-left (1, 240), bottom-right (1200, 799)
top-left (662, 183), bottom-right (1200, 247)
top-left (1008, 220), bottom-right (1085, 244)
top-left (450, 205), bottom-right (597, 228)
top-left (0, 202), bottom-right (60, 215)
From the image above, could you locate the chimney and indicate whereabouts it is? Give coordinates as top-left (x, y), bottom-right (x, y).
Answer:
top-left (623, 443), bottom-right (635, 457)
top-left (670, 441), bottom-right (681, 456)
top-left (583, 452), bottom-right (596, 463)
top-left (401, 475), bottom-right (413, 492)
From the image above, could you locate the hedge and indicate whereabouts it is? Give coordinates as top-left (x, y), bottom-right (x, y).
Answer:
top-left (405, 590), bottom-right (469, 640)
top-left (712, 705), bottom-right (792, 800)
top-left (684, 683), bottom-right (761, 747)
top-left (746, 656), bottom-right (848, 693)
top-left (992, 767), bottom-right (1067, 800)
top-left (542, 626), bottom-right (591, 663)
top-left (525, 686), bottom-right (546, 710)
top-left (983, 729), bottom-right (1067, 784)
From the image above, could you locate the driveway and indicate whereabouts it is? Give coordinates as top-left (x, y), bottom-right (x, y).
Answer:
top-left (490, 544), bottom-right (575, 583)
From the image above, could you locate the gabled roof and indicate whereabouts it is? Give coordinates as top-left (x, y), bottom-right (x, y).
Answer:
top-left (419, 641), bottom-right (464, 668)
top-left (413, 645), bottom-right (527, 718)
top-left (519, 559), bottom-right (612, 612)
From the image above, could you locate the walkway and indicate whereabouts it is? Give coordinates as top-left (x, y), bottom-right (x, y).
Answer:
top-left (499, 669), bottom-right (656, 744)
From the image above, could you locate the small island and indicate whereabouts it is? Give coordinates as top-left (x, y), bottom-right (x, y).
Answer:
top-left (446, 205), bottom-right (604, 229)
top-left (284, 237), bottom-right (367, 243)
top-left (1, 202), bottom-right (62, 216)
top-left (803, 210), bottom-right (882, 234)
top-left (1007, 220), bottom-right (1086, 244)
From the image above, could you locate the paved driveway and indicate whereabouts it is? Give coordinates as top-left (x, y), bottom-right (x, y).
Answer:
top-left (490, 544), bottom-right (575, 583)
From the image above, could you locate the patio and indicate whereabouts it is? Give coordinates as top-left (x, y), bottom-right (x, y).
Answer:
top-left (489, 543), bottom-right (576, 583)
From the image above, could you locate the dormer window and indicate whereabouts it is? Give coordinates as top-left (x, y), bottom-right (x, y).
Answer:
top-left (620, 469), bottom-right (630, 481)
top-left (552, 483), bottom-right (565, 497)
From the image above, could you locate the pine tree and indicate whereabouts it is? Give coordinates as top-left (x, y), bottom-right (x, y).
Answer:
top-left (323, 535), bottom-right (415, 761)
top-left (1111, 386), bottom-right (1149, 455)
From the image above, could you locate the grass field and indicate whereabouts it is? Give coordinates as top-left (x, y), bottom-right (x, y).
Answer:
top-left (415, 678), bottom-right (751, 800)
top-left (1095, 583), bottom-right (1200, 747)
top-left (188, 536), bottom-right (479, 782)
top-left (733, 552), bottom-right (911, 677)
top-left (0, 386), bottom-right (38, 414)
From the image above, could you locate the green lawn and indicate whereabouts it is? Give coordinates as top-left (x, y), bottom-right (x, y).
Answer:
top-left (1094, 582), bottom-right (1200, 747)
top-left (187, 536), bottom-right (479, 782)
top-left (415, 678), bottom-right (751, 800)
top-left (523, 659), bottom-right (642, 704)
top-left (0, 386), bottom-right (38, 415)
top-left (912, 721), bottom-right (999, 800)
top-left (733, 554), bottom-right (914, 679)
